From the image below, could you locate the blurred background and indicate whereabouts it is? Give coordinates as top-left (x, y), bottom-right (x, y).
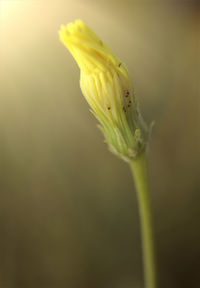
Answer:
top-left (0, 0), bottom-right (199, 287)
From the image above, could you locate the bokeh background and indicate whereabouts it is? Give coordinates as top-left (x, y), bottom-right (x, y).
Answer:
top-left (0, 0), bottom-right (199, 287)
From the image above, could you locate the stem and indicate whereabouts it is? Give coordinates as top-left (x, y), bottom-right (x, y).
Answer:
top-left (130, 152), bottom-right (156, 288)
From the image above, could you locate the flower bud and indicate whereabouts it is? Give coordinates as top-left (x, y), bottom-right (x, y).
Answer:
top-left (59, 20), bottom-right (150, 161)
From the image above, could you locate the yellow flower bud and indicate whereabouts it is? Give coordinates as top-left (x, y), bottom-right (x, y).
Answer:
top-left (59, 20), bottom-right (150, 161)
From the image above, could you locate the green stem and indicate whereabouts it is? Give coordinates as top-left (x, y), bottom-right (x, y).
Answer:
top-left (130, 152), bottom-right (156, 288)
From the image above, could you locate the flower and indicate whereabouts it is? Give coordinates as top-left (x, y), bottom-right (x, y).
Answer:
top-left (59, 20), bottom-right (150, 161)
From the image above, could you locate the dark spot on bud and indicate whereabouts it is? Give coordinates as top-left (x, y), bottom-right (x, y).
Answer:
top-left (118, 63), bottom-right (122, 67)
top-left (125, 90), bottom-right (129, 97)
top-left (107, 106), bottom-right (111, 110)
top-left (128, 104), bottom-right (131, 107)
top-left (123, 106), bottom-right (126, 112)
top-left (129, 100), bottom-right (132, 104)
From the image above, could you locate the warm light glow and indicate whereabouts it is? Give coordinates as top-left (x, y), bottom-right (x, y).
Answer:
top-left (0, 0), bottom-right (22, 20)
